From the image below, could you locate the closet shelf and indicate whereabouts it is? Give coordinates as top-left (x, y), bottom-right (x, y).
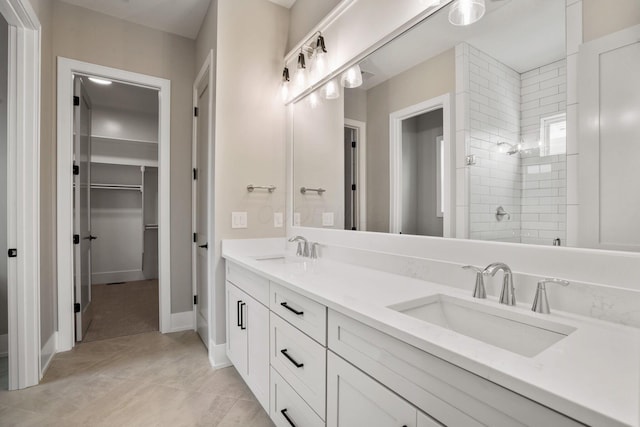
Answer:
top-left (91, 183), bottom-right (143, 192)
top-left (92, 135), bottom-right (158, 145)
top-left (144, 224), bottom-right (158, 230)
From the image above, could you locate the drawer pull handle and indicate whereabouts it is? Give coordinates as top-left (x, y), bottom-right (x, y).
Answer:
top-left (280, 301), bottom-right (304, 316)
top-left (280, 349), bottom-right (304, 368)
top-left (281, 408), bottom-right (296, 427)
top-left (240, 302), bottom-right (246, 330)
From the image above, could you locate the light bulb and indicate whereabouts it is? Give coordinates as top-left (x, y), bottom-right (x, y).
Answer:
top-left (448, 0), bottom-right (485, 26)
top-left (308, 91), bottom-right (321, 109)
top-left (280, 80), bottom-right (290, 102)
top-left (311, 50), bottom-right (327, 81)
top-left (293, 52), bottom-right (308, 93)
top-left (324, 79), bottom-right (340, 100)
top-left (341, 64), bottom-right (363, 88)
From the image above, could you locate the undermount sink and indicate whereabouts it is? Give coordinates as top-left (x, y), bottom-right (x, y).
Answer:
top-left (388, 294), bottom-right (576, 357)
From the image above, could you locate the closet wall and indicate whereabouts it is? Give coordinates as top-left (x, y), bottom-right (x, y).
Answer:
top-left (88, 86), bottom-right (159, 284)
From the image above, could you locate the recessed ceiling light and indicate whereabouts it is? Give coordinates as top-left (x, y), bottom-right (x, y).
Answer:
top-left (89, 77), bottom-right (112, 85)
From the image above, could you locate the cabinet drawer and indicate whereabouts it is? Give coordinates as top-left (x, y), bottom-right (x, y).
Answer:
top-left (226, 261), bottom-right (269, 306)
top-left (271, 282), bottom-right (327, 345)
top-left (271, 312), bottom-right (327, 419)
top-left (271, 368), bottom-right (324, 427)
top-left (328, 310), bottom-right (583, 427)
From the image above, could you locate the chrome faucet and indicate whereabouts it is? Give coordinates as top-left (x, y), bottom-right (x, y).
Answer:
top-left (310, 242), bottom-right (320, 259)
top-left (483, 263), bottom-right (516, 306)
top-left (288, 235), bottom-right (309, 257)
top-left (532, 278), bottom-right (570, 314)
top-left (462, 265), bottom-right (486, 299)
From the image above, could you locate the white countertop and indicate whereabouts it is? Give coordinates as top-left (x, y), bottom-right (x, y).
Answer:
top-left (222, 239), bottom-right (640, 427)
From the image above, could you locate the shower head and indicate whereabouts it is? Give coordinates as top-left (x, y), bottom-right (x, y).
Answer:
top-left (497, 141), bottom-right (521, 155)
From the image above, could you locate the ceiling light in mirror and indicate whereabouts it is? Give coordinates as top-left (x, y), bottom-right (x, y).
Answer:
top-left (448, 0), bottom-right (485, 26)
top-left (307, 91), bottom-right (322, 109)
top-left (341, 64), bottom-right (363, 88)
top-left (323, 79), bottom-right (340, 100)
top-left (88, 77), bottom-right (112, 85)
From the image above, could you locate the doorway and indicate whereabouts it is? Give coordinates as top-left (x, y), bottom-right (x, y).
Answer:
top-left (344, 118), bottom-right (367, 232)
top-left (389, 94), bottom-right (452, 237)
top-left (57, 59), bottom-right (171, 352)
top-left (71, 75), bottom-right (161, 343)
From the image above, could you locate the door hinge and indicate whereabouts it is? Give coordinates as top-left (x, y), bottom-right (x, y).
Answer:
top-left (194, 107), bottom-right (199, 117)
top-left (73, 163), bottom-right (79, 176)
top-left (8, 248), bottom-right (17, 258)
top-left (351, 140), bottom-right (356, 148)
top-left (73, 96), bottom-right (80, 106)
top-left (194, 295), bottom-right (198, 305)
top-left (74, 302), bottom-right (80, 313)
top-left (351, 184), bottom-right (356, 191)
top-left (193, 168), bottom-right (197, 180)
top-left (193, 232), bottom-right (197, 243)
top-left (73, 234), bottom-right (80, 245)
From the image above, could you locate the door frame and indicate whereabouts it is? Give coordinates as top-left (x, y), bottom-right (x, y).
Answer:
top-left (192, 51), bottom-right (214, 350)
top-left (389, 93), bottom-right (452, 236)
top-left (344, 118), bottom-right (367, 231)
top-left (56, 58), bottom-right (172, 352)
top-left (1, 0), bottom-right (41, 390)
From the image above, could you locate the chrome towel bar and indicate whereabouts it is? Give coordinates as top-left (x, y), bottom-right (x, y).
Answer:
top-left (300, 187), bottom-right (325, 195)
top-left (247, 184), bottom-right (276, 193)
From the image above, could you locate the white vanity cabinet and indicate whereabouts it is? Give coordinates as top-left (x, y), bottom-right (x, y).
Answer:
top-left (327, 351), bottom-right (440, 427)
top-left (225, 263), bottom-right (270, 412)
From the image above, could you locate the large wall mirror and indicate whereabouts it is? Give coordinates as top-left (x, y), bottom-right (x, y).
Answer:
top-left (292, 0), bottom-right (640, 252)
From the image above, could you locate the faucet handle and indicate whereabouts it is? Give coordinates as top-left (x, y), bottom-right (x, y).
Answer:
top-left (310, 242), bottom-right (320, 259)
top-left (462, 265), bottom-right (486, 299)
top-left (532, 278), bottom-right (570, 314)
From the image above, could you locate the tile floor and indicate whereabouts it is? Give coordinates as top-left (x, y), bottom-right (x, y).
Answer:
top-left (0, 331), bottom-right (273, 426)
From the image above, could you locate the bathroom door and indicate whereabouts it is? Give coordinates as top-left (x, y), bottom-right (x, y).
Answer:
top-left (73, 76), bottom-right (94, 341)
top-left (579, 26), bottom-right (640, 251)
top-left (194, 75), bottom-right (210, 346)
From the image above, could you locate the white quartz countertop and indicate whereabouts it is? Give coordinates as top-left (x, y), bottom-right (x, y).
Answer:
top-left (222, 239), bottom-right (640, 427)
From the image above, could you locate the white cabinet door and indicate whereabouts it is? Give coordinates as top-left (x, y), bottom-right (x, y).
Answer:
top-left (327, 351), bottom-right (417, 427)
top-left (247, 295), bottom-right (270, 413)
top-left (226, 282), bottom-right (247, 374)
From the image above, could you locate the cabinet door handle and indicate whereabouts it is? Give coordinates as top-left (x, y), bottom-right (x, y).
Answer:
top-left (240, 302), bottom-right (246, 330)
top-left (236, 300), bottom-right (242, 327)
top-left (280, 301), bottom-right (304, 316)
top-left (280, 409), bottom-right (296, 427)
top-left (280, 349), bottom-right (304, 368)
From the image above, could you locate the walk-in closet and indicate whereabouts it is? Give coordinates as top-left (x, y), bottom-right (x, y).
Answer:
top-left (74, 76), bottom-right (160, 342)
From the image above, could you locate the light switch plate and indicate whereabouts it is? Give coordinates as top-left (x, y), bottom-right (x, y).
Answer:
top-left (322, 212), bottom-right (334, 227)
top-left (274, 212), bottom-right (283, 228)
top-left (232, 212), bottom-right (247, 229)
top-left (293, 213), bottom-right (301, 227)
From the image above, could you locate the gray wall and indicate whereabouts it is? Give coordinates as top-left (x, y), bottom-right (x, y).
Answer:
top-left (0, 15), bottom-right (7, 338)
top-left (196, 0), bottom-right (289, 346)
top-left (287, 0), bottom-right (341, 52)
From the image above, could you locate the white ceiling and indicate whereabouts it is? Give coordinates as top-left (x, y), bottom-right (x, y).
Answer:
top-left (82, 77), bottom-right (159, 115)
top-left (59, 0), bottom-right (212, 39)
top-left (359, 0), bottom-right (566, 90)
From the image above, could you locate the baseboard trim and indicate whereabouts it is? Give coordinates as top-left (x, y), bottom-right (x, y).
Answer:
top-left (40, 332), bottom-right (57, 377)
top-left (209, 342), bottom-right (231, 369)
top-left (0, 334), bottom-right (7, 357)
top-left (92, 270), bottom-right (145, 285)
top-left (169, 311), bottom-right (195, 333)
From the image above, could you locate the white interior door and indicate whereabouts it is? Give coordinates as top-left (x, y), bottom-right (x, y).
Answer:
top-left (579, 25), bottom-right (640, 251)
top-left (73, 76), bottom-right (94, 341)
top-left (194, 78), bottom-right (210, 346)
